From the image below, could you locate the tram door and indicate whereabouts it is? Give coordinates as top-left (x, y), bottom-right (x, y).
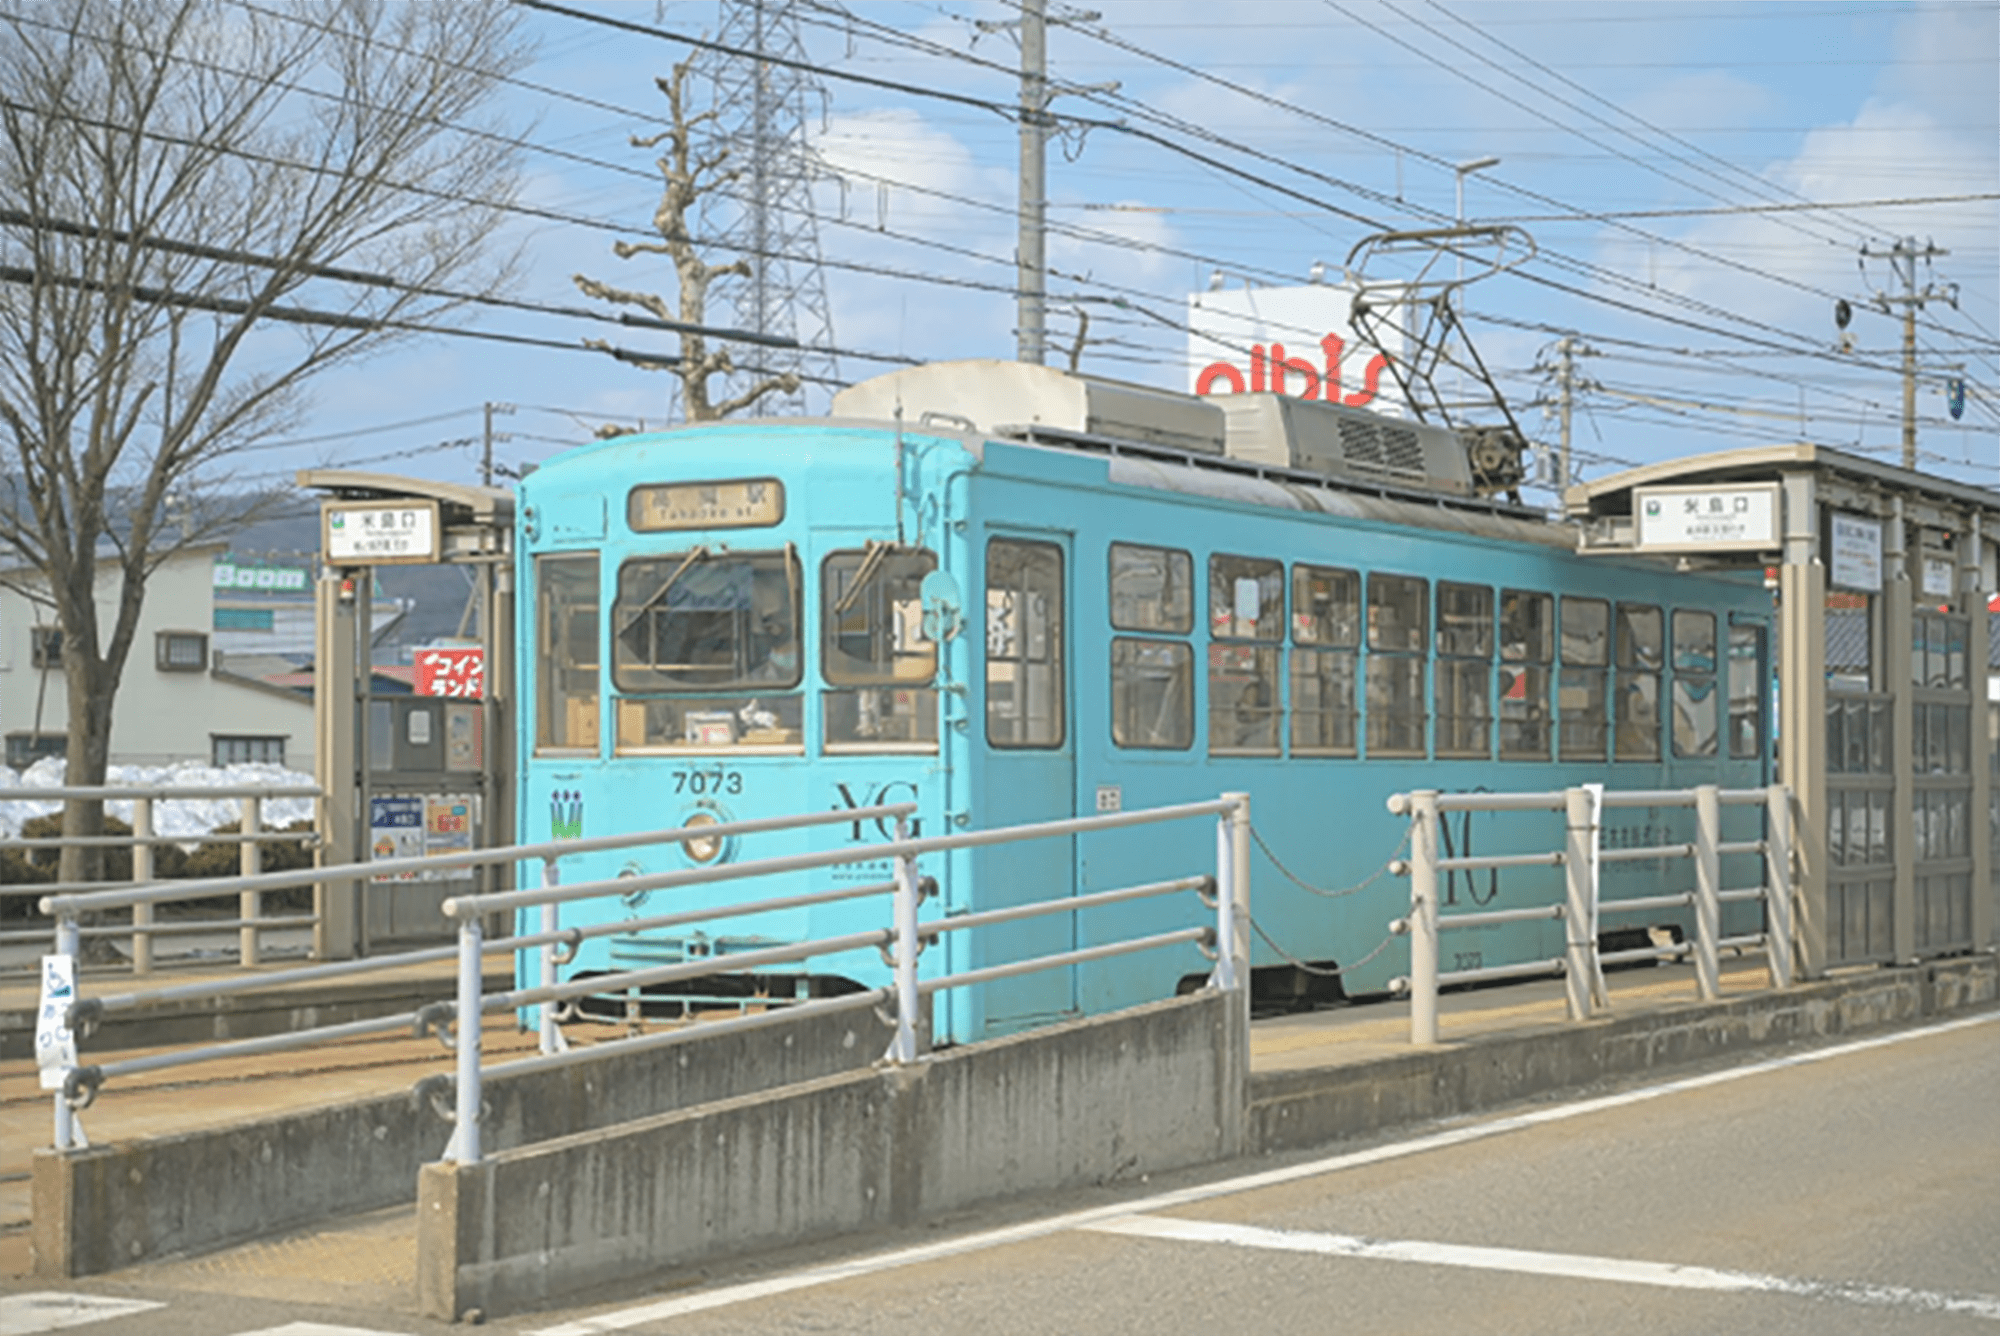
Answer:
top-left (975, 532), bottom-right (1078, 1033)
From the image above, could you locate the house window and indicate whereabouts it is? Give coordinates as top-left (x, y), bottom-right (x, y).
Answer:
top-left (5, 732), bottom-right (66, 769)
top-left (156, 630), bottom-right (209, 672)
top-left (212, 735), bottom-right (287, 767)
top-left (30, 625), bottom-right (63, 669)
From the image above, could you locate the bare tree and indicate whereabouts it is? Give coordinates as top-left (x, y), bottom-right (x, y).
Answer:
top-left (0, 0), bottom-right (530, 887)
top-left (573, 58), bottom-right (798, 423)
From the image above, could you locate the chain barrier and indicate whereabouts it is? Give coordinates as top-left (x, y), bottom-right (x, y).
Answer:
top-left (1249, 821), bottom-right (1410, 900)
top-left (1249, 914), bottom-right (1399, 978)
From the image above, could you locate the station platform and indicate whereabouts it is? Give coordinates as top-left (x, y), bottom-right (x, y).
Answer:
top-left (0, 951), bottom-right (1796, 1294)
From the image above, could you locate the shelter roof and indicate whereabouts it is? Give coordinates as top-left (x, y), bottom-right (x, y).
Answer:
top-left (294, 470), bottom-right (513, 528)
top-left (1564, 444), bottom-right (2000, 535)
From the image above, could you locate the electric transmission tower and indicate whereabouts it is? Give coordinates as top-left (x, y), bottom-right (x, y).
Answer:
top-left (692, 0), bottom-right (839, 416)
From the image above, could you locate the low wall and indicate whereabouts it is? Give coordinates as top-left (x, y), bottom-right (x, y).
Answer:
top-left (416, 989), bottom-right (1248, 1321)
top-left (31, 1003), bottom-right (893, 1277)
top-left (1249, 954), bottom-right (1998, 1154)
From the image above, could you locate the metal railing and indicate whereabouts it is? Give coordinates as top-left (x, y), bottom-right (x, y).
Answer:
top-left (3, 783), bottom-right (321, 971)
top-left (1386, 783), bottom-right (1794, 1045)
top-left (38, 793), bottom-right (1253, 1165)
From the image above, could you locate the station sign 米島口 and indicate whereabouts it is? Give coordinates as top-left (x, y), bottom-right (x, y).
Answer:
top-left (323, 499), bottom-right (442, 565)
top-left (1633, 483), bottom-right (1781, 554)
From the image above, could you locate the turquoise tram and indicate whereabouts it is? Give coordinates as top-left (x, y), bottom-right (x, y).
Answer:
top-left (516, 360), bottom-right (1774, 1043)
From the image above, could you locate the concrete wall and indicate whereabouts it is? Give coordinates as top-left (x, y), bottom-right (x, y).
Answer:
top-left (1250, 954), bottom-right (1997, 1154)
top-left (416, 990), bottom-right (1246, 1321)
top-left (31, 1003), bottom-right (892, 1278)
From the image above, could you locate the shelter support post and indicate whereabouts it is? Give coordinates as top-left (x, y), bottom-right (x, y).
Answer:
top-left (1964, 514), bottom-right (1994, 953)
top-left (1779, 472), bottom-right (1828, 978)
top-left (1886, 498), bottom-right (1916, 964)
top-left (314, 571), bottom-right (360, 961)
top-left (1764, 783), bottom-right (1795, 989)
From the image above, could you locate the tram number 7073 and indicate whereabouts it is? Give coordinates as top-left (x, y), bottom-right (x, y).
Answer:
top-left (671, 768), bottom-right (743, 796)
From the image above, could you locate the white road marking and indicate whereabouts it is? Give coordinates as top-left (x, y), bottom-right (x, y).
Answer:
top-left (0, 1293), bottom-right (165, 1334)
top-left (532, 1010), bottom-right (1999, 1335)
top-left (231, 1324), bottom-right (416, 1336)
top-left (1082, 1214), bottom-right (2000, 1321)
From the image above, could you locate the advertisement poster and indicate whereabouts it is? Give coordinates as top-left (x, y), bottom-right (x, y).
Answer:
top-left (369, 795), bottom-right (425, 882)
top-left (415, 646), bottom-right (484, 698)
top-left (425, 796), bottom-right (475, 881)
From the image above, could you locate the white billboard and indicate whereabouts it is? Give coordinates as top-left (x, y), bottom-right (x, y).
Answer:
top-left (1186, 283), bottom-right (1406, 417)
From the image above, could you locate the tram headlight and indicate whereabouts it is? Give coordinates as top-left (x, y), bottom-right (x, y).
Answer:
top-left (679, 812), bottom-right (724, 864)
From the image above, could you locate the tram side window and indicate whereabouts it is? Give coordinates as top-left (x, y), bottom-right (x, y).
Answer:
top-left (536, 553), bottom-right (600, 753)
top-left (1727, 623), bottom-right (1765, 760)
top-left (1615, 604), bottom-right (1663, 761)
top-left (987, 540), bottom-right (1064, 748)
top-left (1671, 610), bottom-right (1719, 759)
top-left (1110, 543), bottom-right (1193, 749)
top-left (1558, 596), bottom-right (1609, 760)
top-left (823, 545), bottom-right (939, 752)
top-left (611, 548), bottom-right (804, 750)
top-left (1208, 554), bottom-right (1282, 755)
top-left (1112, 640), bottom-right (1193, 748)
top-left (1367, 573), bottom-right (1428, 757)
top-left (1291, 564), bottom-right (1358, 756)
top-left (1435, 582), bottom-right (1493, 758)
top-left (1109, 543), bottom-right (1193, 633)
top-left (1499, 589), bottom-right (1552, 760)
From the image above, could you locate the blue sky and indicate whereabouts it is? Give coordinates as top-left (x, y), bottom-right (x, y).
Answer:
top-left (236, 0), bottom-right (1999, 499)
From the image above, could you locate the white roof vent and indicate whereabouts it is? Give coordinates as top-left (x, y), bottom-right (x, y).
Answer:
top-left (831, 359), bottom-right (1226, 455)
top-left (1215, 393), bottom-right (1474, 496)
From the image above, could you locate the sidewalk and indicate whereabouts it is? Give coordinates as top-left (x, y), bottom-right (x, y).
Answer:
top-left (0, 951), bottom-right (1787, 1288)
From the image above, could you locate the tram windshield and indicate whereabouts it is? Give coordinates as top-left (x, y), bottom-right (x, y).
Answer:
top-left (823, 544), bottom-right (939, 751)
top-left (612, 547), bottom-right (804, 750)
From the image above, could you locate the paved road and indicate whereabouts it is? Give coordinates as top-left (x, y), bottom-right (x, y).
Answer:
top-left (7, 1012), bottom-right (1997, 1336)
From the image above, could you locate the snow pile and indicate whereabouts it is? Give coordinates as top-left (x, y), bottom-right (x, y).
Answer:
top-left (0, 758), bottom-right (317, 841)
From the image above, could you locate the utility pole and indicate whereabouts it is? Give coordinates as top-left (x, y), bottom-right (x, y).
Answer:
top-left (482, 402), bottom-right (514, 488)
top-left (977, 2), bottom-right (1110, 367)
top-left (1555, 335), bottom-right (1574, 493)
top-left (1535, 336), bottom-right (1590, 493)
top-left (1857, 237), bottom-right (1957, 471)
top-left (1017, 0), bottom-right (1048, 365)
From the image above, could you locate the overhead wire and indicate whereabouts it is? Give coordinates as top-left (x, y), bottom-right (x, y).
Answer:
top-left (13, 0), bottom-right (1986, 470)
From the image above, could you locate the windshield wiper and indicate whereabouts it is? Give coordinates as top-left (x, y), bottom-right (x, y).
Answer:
top-left (832, 540), bottom-right (899, 617)
top-left (619, 545), bottom-right (708, 635)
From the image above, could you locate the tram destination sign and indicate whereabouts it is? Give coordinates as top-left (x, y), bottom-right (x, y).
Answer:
top-left (1633, 483), bottom-right (1779, 554)
top-left (323, 499), bottom-right (442, 565)
top-left (629, 478), bottom-right (784, 532)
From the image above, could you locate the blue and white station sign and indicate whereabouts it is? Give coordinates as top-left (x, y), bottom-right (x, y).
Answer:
top-left (1634, 483), bottom-right (1781, 554)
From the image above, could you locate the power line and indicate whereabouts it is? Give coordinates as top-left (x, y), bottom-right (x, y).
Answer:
top-left (1412, 0), bottom-right (1878, 250)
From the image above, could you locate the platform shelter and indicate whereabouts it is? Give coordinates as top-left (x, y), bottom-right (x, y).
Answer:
top-left (1566, 445), bottom-right (1997, 976)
